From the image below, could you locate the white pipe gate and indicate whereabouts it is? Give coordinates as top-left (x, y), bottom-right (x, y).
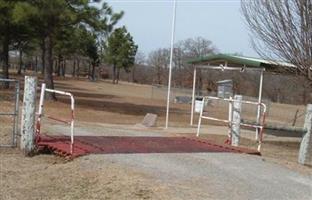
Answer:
top-left (36, 83), bottom-right (75, 154)
top-left (196, 96), bottom-right (266, 152)
top-left (190, 65), bottom-right (265, 142)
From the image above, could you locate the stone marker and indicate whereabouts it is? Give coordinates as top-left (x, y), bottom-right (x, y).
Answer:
top-left (141, 113), bottom-right (158, 127)
top-left (298, 104), bottom-right (312, 165)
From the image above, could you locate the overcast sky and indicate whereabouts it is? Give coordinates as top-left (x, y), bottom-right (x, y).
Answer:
top-left (103, 0), bottom-right (257, 57)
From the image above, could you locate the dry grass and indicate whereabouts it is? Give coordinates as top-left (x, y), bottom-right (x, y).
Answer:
top-left (1, 76), bottom-right (311, 200)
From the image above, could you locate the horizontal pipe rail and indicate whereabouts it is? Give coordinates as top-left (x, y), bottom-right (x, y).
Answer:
top-left (201, 116), bottom-right (264, 129)
top-left (0, 113), bottom-right (17, 116)
top-left (197, 96), bottom-right (267, 152)
top-left (46, 115), bottom-right (71, 125)
top-left (195, 65), bottom-right (266, 72)
top-left (0, 78), bottom-right (19, 82)
top-left (241, 119), bottom-right (305, 133)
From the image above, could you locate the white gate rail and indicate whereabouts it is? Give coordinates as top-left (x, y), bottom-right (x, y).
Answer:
top-left (36, 83), bottom-right (75, 154)
top-left (196, 96), bottom-right (266, 152)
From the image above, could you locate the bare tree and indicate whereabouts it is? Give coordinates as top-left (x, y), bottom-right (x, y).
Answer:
top-left (182, 37), bottom-right (217, 58)
top-left (148, 48), bottom-right (170, 85)
top-left (241, 0), bottom-right (312, 79)
top-left (132, 51), bottom-right (145, 82)
top-left (177, 37), bottom-right (217, 92)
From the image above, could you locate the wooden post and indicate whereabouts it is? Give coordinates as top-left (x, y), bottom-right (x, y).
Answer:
top-left (298, 104), bottom-right (312, 165)
top-left (292, 109), bottom-right (299, 127)
top-left (231, 95), bottom-right (242, 146)
top-left (20, 76), bottom-right (37, 155)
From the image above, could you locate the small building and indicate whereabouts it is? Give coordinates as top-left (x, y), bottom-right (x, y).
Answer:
top-left (217, 80), bottom-right (233, 98)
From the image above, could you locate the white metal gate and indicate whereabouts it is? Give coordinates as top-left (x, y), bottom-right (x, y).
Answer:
top-left (196, 96), bottom-right (266, 152)
top-left (36, 83), bottom-right (75, 154)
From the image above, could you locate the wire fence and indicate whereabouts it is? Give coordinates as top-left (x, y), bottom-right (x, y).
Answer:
top-left (149, 84), bottom-right (306, 130)
top-left (0, 79), bottom-right (20, 147)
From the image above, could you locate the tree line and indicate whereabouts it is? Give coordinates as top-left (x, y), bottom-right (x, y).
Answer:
top-left (1, 0), bottom-right (311, 104)
top-left (0, 0), bottom-right (137, 99)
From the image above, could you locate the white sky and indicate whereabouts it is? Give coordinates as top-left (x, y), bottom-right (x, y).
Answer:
top-left (103, 0), bottom-right (257, 57)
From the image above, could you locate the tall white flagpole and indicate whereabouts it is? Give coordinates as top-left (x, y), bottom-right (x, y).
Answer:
top-left (165, 0), bottom-right (177, 129)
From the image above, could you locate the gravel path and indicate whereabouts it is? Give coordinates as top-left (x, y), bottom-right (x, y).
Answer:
top-left (91, 153), bottom-right (311, 200)
top-left (38, 122), bottom-right (312, 199)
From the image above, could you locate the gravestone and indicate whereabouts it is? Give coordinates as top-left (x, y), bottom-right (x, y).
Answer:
top-left (141, 113), bottom-right (158, 127)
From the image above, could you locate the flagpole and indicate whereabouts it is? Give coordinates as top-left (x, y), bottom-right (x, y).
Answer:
top-left (165, 0), bottom-right (177, 129)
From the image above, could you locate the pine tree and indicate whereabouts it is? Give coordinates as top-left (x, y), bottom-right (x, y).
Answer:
top-left (105, 27), bottom-right (138, 84)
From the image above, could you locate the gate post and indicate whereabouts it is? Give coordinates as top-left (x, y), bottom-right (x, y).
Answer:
top-left (231, 95), bottom-right (242, 146)
top-left (20, 76), bottom-right (37, 155)
top-left (298, 104), bottom-right (312, 165)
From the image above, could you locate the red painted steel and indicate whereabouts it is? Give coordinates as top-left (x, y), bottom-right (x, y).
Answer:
top-left (36, 134), bottom-right (260, 158)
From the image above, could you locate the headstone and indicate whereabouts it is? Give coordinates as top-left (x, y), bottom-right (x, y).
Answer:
top-left (174, 96), bottom-right (192, 104)
top-left (141, 113), bottom-right (158, 127)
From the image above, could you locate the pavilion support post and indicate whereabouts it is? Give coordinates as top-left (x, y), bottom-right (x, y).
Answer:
top-left (298, 104), bottom-right (312, 165)
top-left (256, 69), bottom-right (264, 140)
top-left (20, 76), bottom-right (37, 156)
top-left (231, 95), bottom-right (242, 146)
top-left (190, 66), bottom-right (197, 126)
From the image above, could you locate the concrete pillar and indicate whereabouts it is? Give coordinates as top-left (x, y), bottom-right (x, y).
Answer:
top-left (20, 76), bottom-right (37, 155)
top-left (298, 104), bottom-right (312, 165)
top-left (231, 95), bottom-right (242, 146)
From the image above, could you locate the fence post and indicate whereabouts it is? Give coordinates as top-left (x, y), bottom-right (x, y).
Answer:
top-left (20, 76), bottom-right (37, 155)
top-left (231, 95), bottom-right (242, 146)
top-left (298, 104), bottom-right (312, 165)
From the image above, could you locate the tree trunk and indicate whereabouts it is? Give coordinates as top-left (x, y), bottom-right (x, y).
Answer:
top-left (72, 59), bottom-right (76, 77)
top-left (44, 34), bottom-right (56, 100)
top-left (113, 64), bottom-right (116, 84)
top-left (2, 31), bottom-right (9, 81)
top-left (116, 68), bottom-right (120, 84)
top-left (61, 60), bottom-right (66, 77)
top-left (41, 39), bottom-right (45, 75)
top-left (56, 55), bottom-right (61, 76)
top-left (35, 56), bottom-right (38, 73)
top-left (77, 59), bottom-right (80, 77)
top-left (18, 48), bottom-right (23, 75)
top-left (1, 23), bottom-right (10, 88)
top-left (88, 62), bottom-right (91, 80)
top-left (198, 69), bottom-right (203, 96)
top-left (91, 64), bottom-right (96, 81)
top-left (157, 66), bottom-right (161, 85)
top-left (53, 58), bottom-right (57, 74)
top-left (132, 65), bottom-right (136, 82)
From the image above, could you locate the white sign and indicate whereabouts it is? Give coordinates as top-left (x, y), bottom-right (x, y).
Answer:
top-left (195, 100), bottom-right (204, 113)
